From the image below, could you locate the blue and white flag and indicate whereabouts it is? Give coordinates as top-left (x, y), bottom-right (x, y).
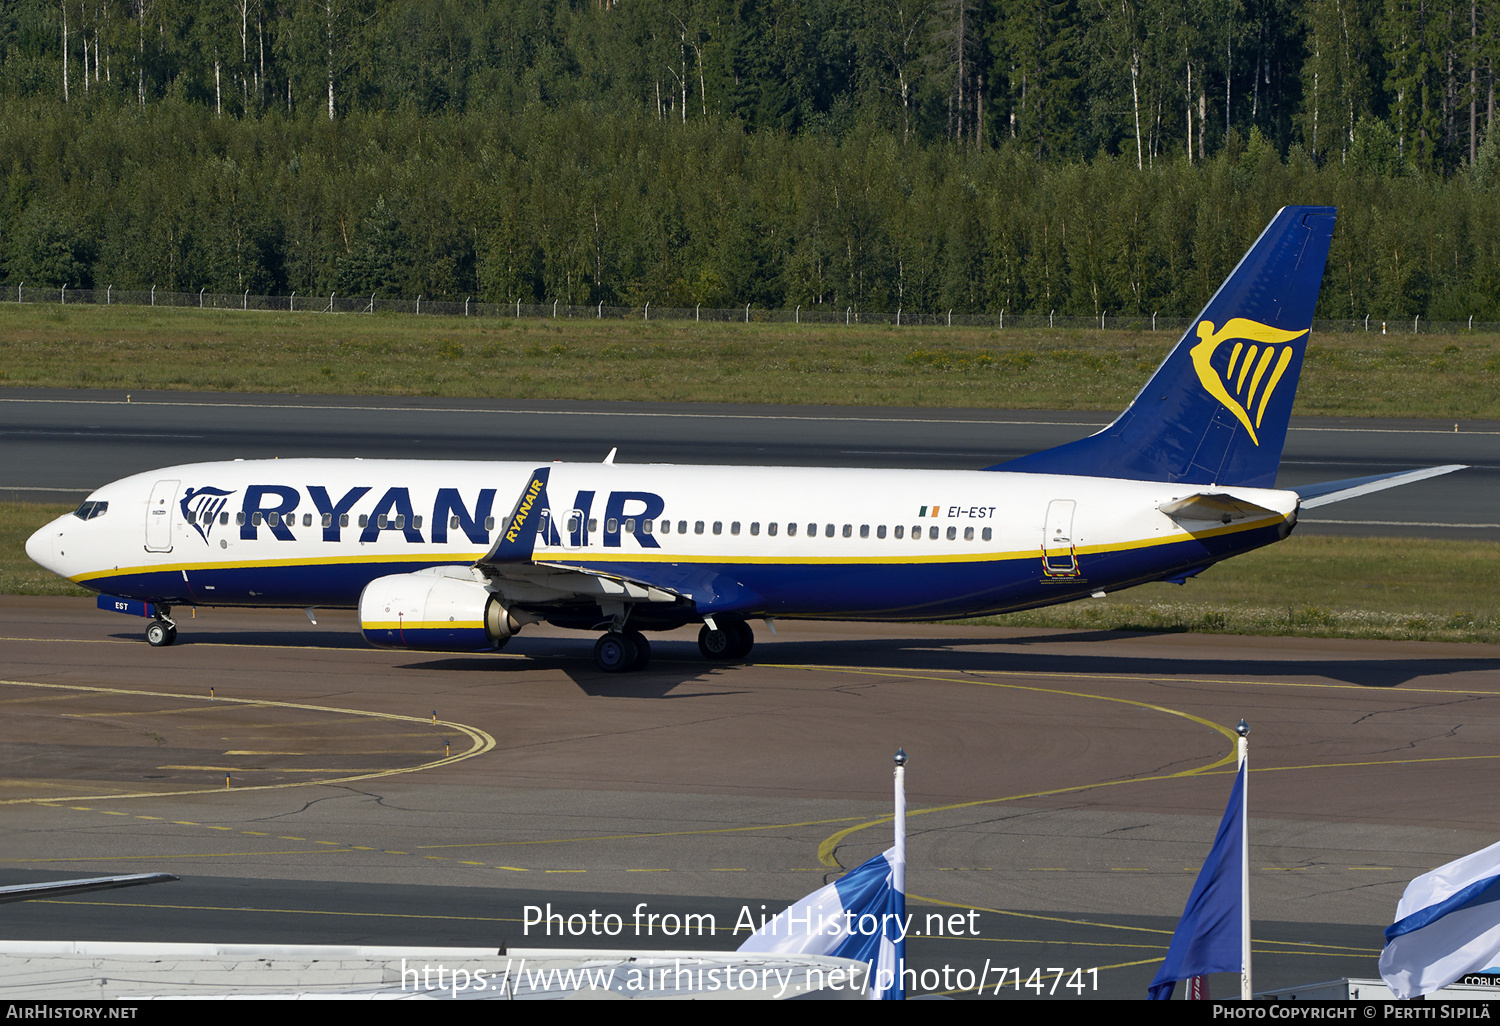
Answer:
top-left (1379, 839), bottom-right (1500, 999)
top-left (738, 845), bottom-right (907, 999)
top-left (1148, 761), bottom-right (1247, 1000)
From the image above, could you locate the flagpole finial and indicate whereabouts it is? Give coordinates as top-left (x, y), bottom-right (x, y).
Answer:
top-left (894, 748), bottom-right (907, 766)
top-left (1236, 719), bottom-right (1249, 737)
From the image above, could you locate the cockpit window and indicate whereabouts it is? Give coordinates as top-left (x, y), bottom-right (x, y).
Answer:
top-left (72, 500), bottom-right (109, 521)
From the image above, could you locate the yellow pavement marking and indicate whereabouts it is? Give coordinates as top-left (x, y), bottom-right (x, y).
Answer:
top-left (0, 678), bottom-right (494, 803)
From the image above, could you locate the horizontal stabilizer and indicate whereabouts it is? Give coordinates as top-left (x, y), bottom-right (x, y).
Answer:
top-left (1295, 465), bottom-right (1467, 509)
top-left (1159, 492), bottom-right (1283, 524)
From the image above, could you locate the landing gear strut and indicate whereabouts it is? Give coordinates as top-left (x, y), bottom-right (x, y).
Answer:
top-left (699, 620), bottom-right (753, 661)
top-left (594, 629), bottom-right (651, 673)
top-left (145, 606), bottom-right (178, 647)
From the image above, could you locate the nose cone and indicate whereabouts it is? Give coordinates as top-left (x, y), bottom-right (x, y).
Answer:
top-left (26, 517), bottom-right (63, 575)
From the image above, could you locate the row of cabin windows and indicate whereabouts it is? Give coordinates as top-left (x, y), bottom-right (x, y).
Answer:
top-left (567, 517), bottom-right (993, 542)
top-left (195, 509), bottom-right (993, 543)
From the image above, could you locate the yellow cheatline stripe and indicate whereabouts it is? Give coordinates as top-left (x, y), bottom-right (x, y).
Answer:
top-left (71, 514), bottom-right (1282, 583)
top-left (363, 620), bottom-right (485, 631)
top-left (0, 679), bottom-right (494, 804)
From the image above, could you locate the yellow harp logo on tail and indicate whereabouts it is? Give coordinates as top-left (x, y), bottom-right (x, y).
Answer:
top-left (1190, 318), bottom-right (1309, 446)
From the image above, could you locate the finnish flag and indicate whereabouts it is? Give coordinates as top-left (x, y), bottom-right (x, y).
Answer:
top-left (1380, 839), bottom-right (1500, 999)
top-left (738, 846), bottom-right (907, 999)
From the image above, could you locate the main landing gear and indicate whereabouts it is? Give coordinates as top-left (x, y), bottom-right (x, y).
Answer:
top-left (593, 629), bottom-right (651, 673)
top-left (145, 606), bottom-right (178, 647)
top-left (699, 620), bottom-right (753, 661)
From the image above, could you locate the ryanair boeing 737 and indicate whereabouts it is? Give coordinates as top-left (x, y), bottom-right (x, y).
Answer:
top-left (25, 207), bottom-right (1463, 672)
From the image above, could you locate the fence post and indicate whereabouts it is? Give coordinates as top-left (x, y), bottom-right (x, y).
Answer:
top-left (1153, 312), bottom-right (1157, 331)
top-left (695, 303), bottom-right (700, 323)
top-left (369, 294), bottom-right (375, 314)
top-left (948, 309), bottom-right (952, 327)
top-left (17, 282), bottom-right (22, 303)
top-left (243, 289), bottom-right (248, 310)
top-left (328, 292), bottom-right (335, 313)
top-left (896, 307), bottom-right (901, 327)
top-left (645, 302), bottom-right (650, 322)
top-left (290, 291), bottom-right (294, 312)
top-left (1364, 314), bottom-right (1369, 331)
top-left (199, 287), bottom-right (205, 308)
top-left (846, 307), bottom-right (850, 326)
top-left (795, 305), bottom-right (800, 324)
top-left (745, 303), bottom-right (750, 324)
top-left (465, 297), bottom-right (470, 317)
top-left (1414, 315), bottom-right (1419, 334)
top-left (1049, 309), bottom-right (1054, 328)
top-left (598, 300), bottom-right (603, 319)
top-left (108, 285), bottom-right (112, 305)
top-left (553, 299), bottom-right (558, 319)
top-left (999, 309), bottom-right (1002, 330)
top-left (61, 285), bottom-right (66, 305)
top-left (151, 285), bottom-right (155, 307)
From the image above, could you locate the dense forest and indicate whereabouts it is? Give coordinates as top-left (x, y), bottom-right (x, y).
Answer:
top-left (0, 0), bottom-right (1497, 319)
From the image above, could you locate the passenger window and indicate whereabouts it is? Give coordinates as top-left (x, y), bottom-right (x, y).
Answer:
top-left (588, 519), bottom-right (598, 532)
top-left (567, 516), bottom-right (580, 533)
top-left (843, 524), bottom-right (852, 538)
top-left (624, 518), bottom-right (635, 533)
top-left (252, 512), bottom-right (264, 526)
top-left (859, 525), bottom-right (869, 538)
top-left (825, 524), bottom-right (834, 538)
top-left (219, 512), bottom-right (229, 525)
top-left (912, 525), bottom-right (922, 539)
top-left (768, 523), bottom-right (778, 536)
top-left (606, 518), bottom-right (618, 533)
top-left (323, 513), bottom-right (333, 528)
top-left (787, 523), bottom-right (798, 537)
top-left (484, 516), bottom-right (495, 531)
top-left (730, 522), bottom-right (740, 536)
top-left (376, 515), bottom-right (387, 529)
top-left (678, 520), bottom-right (687, 534)
top-left (713, 521), bottom-right (722, 535)
top-left (660, 520), bottom-right (670, 534)
top-left (893, 525), bottom-right (903, 539)
top-left (694, 521), bottom-right (705, 535)
top-left (964, 527), bottom-right (974, 540)
top-left (807, 523), bottom-right (817, 537)
top-left (451, 516), bottom-right (460, 529)
top-left (359, 514), bottom-right (369, 528)
top-left (929, 526), bottom-right (939, 540)
top-left (946, 526), bottom-right (956, 540)
top-left (184, 510), bottom-right (196, 524)
top-left (982, 527), bottom-right (992, 541)
top-left (304, 513), bottom-right (313, 527)
top-left (642, 519), bottom-right (653, 534)
top-left (750, 522), bottom-right (760, 536)
top-left (237, 512), bottom-right (246, 526)
top-left (267, 512), bottom-right (279, 527)
top-left (339, 514), bottom-right (349, 528)
top-left (876, 525), bottom-right (886, 539)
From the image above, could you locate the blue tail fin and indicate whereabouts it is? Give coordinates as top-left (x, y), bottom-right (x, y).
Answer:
top-left (998, 206), bottom-right (1336, 487)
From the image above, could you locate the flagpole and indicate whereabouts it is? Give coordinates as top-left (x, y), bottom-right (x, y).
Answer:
top-left (1237, 719), bottom-right (1250, 1000)
top-left (893, 748), bottom-right (907, 1001)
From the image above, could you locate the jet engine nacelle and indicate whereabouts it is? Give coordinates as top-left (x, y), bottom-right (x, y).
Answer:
top-left (359, 569), bottom-right (524, 651)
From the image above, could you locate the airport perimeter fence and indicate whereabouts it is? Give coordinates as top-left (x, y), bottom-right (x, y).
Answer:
top-left (9, 283), bottom-right (1499, 336)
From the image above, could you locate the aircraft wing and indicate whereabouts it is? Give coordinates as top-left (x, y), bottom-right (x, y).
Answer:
top-left (1293, 464), bottom-right (1467, 509)
top-left (1158, 492), bottom-right (1284, 525)
top-left (0, 873), bottom-right (176, 905)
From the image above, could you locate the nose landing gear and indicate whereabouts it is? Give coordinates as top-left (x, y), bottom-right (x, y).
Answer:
top-left (145, 606), bottom-right (178, 647)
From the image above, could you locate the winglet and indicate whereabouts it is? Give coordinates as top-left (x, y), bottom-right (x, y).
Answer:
top-left (478, 467), bottom-right (551, 565)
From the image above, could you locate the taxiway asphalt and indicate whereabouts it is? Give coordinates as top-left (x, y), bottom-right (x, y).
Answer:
top-left (5, 598), bottom-right (1499, 998)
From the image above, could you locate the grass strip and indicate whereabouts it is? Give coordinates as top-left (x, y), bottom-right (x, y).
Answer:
top-left (2, 305), bottom-right (1499, 417)
top-left (7, 503), bottom-right (1496, 643)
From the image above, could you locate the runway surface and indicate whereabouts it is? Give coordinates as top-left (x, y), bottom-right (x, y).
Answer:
top-left (6, 597), bottom-right (1500, 998)
top-left (2, 387), bottom-right (1495, 539)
